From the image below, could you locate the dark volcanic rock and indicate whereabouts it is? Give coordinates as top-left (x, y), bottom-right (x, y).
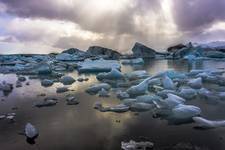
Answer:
top-left (62, 48), bottom-right (84, 55)
top-left (167, 44), bottom-right (187, 53)
top-left (132, 42), bottom-right (156, 58)
top-left (87, 46), bottom-right (121, 59)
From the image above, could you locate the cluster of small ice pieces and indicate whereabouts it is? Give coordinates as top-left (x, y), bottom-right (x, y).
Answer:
top-left (87, 67), bottom-right (225, 126)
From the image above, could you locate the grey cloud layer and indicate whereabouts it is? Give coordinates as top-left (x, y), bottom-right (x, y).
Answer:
top-left (172, 0), bottom-right (225, 33)
top-left (0, 0), bottom-right (225, 53)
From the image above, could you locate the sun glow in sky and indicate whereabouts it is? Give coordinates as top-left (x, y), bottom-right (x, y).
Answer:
top-left (0, 0), bottom-right (225, 54)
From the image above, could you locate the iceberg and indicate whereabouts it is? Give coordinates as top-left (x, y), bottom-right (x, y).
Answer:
top-left (86, 83), bottom-right (111, 94)
top-left (25, 123), bottom-right (38, 139)
top-left (124, 70), bottom-right (149, 80)
top-left (96, 68), bottom-right (124, 80)
top-left (121, 140), bottom-right (154, 150)
top-left (126, 77), bottom-right (151, 96)
top-left (136, 95), bottom-right (162, 104)
top-left (41, 79), bottom-right (54, 87)
top-left (193, 117), bottom-right (225, 129)
top-left (162, 75), bottom-right (176, 90)
top-left (171, 104), bottom-right (201, 120)
top-left (66, 97), bottom-right (79, 105)
top-left (187, 77), bottom-right (202, 89)
top-left (218, 92), bottom-right (225, 101)
top-left (60, 76), bottom-right (75, 85)
top-left (157, 93), bottom-right (185, 109)
top-left (78, 59), bottom-right (121, 73)
top-left (56, 87), bottom-right (69, 93)
top-left (116, 91), bottom-right (130, 100)
top-left (178, 88), bottom-right (197, 100)
top-left (34, 99), bottom-right (57, 107)
top-left (98, 88), bottom-right (110, 97)
top-left (130, 102), bottom-right (153, 112)
top-left (121, 58), bottom-right (144, 65)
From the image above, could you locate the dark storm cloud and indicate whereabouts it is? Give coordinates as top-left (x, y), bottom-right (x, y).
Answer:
top-left (0, 0), bottom-right (162, 35)
top-left (172, 0), bottom-right (225, 33)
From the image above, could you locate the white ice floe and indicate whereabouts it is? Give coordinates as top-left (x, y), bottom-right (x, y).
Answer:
top-left (156, 90), bottom-right (178, 99)
top-left (193, 117), bottom-right (225, 129)
top-left (218, 92), bottom-right (225, 101)
top-left (171, 104), bottom-right (201, 120)
top-left (96, 68), bottom-right (124, 80)
top-left (121, 58), bottom-right (144, 65)
top-left (126, 77), bottom-right (151, 96)
top-left (187, 77), bottom-right (202, 89)
top-left (98, 88), bottom-right (110, 97)
top-left (178, 88), bottom-right (197, 100)
top-left (25, 123), bottom-right (38, 139)
top-left (56, 53), bottom-right (80, 61)
top-left (60, 76), bottom-right (75, 85)
top-left (116, 91), bottom-right (130, 100)
top-left (34, 99), bottom-right (57, 107)
top-left (124, 70), bottom-right (149, 80)
top-left (162, 75), bottom-right (176, 90)
top-left (156, 93), bottom-right (185, 109)
top-left (78, 59), bottom-right (121, 73)
top-left (86, 83), bottom-right (111, 94)
top-left (130, 102), bottom-right (153, 112)
top-left (41, 79), bottom-right (54, 87)
top-left (121, 140), bottom-right (154, 150)
top-left (136, 95), bottom-right (162, 104)
top-left (56, 87), bottom-right (69, 93)
top-left (66, 97), bottom-right (79, 105)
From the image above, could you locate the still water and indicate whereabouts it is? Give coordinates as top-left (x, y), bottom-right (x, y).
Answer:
top-left (0, 59), bottom-right (225, 150)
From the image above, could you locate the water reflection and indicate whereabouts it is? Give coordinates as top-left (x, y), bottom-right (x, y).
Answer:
top-left (0, 59), bottom-right (225, 150)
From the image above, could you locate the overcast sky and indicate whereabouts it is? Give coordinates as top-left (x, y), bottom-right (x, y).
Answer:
top-left (0, 0), bottom-right (225, 54)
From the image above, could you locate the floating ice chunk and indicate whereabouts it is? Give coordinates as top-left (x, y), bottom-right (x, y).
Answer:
top-left (125, 70), bottom-right (149, 80)
top-left (157, 93), bottom-right (185, 109)
top-left (78, 59), bottom-right (121, 73)
top-left (98, 88), bottom-right (110, 97)
top-left (171, 104), bottom-right (201, 120)
top-left (121, 140), bottom-right (154, 150)
top-left (0, 81), bottom-right (13, 92)
top-left (178, 88), bottom-right (197, 100)
top-left (126, 77), bottom-right (151, 96)
top-left (60, 76), bottom-right (75, 85)
top-left (162, 75), bottom-right (176, 90)
top-left (122, 99), bottom-right (137, 106)
top-left (193, 117), bottom-right (225, 129)
top-left (109, 104), bottom-right (129, 113)
top-left (56, 53), bottom-right (80, 61)
top-left (156, 90), bottom-right (178, 99)
top-left (188, 69), bottom-right (204, 76)
top-left (66, 97), bottom-right (79, 105)
top-left (148, 78), bottom-right (161, 87)
top-left (16, 80), bottom-right (22, 88)
top-left (117, 91), bottom-right (130, 100)
top-left (25, 123), bottom-right (38, 139)
top-left (157, 70), bottom-right (187, 79)
top-left (130, 103), bottom-right (153, 112)
top-left (18, 76), bottom-right (26, 82)
top-left (218, 92), bottom-right (225, 101)
top-left (121, 58), bottom-right (144, 65)
top-left (56, 87), bottom-right (69, 93)
top-left (136, 95), bottom-right (162, 104)
top-left (96, 68), bottom-right (124, 80)
top-left (35, 99), bottom-right (57, 107)
top-left (188, 77), bottom-right (202, 89)
top-left (86, 83), bottom-right (111, 94)
top-left (41, 79), bottom-right (54, 87)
